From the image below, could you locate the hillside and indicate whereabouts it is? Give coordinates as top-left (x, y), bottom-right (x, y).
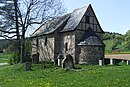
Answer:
top-left (103, 30), bottom-right (130, 54)
top-left (0, 39), bottom-right (11, 49)
top-left (0, 39), bottom-right (17, 52)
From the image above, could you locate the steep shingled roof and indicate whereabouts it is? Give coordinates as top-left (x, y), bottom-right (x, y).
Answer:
top-left (60, 5), bottom-right (88, 32)
top-left (31, 13), bottom-right (70, 37)
top-left (31, 5), bottom-right (89, 37)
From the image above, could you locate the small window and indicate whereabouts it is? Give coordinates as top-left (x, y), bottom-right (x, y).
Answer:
top-left (86, 16), bottom-right (90, 23)
top-left (36, 38), bottom-right (38, 48)
top-left (79, 47), bottom-right (81, 54)
top-left (45, 37), bottom-right (47, 46)
top-left (65, 42), bottom-right (68, 51)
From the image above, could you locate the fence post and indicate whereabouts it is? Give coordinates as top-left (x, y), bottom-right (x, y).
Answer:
top-left (127, 60), bottom-right (130, 65)
top-left (110, 58), bottom-right (115, 65)
top-left (99, 60), bottom-right (103, 66)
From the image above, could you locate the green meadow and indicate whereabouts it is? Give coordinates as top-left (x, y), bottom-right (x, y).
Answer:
top-left (0, 64), bottom-right (130, 87)
top-left (0, 53), bottom-right (130, 87)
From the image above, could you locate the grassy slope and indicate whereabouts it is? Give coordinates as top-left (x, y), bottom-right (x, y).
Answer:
top-left (0, 64), bottom-right (130, 87)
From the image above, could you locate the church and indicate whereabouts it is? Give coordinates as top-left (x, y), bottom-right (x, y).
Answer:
top-left (30, 4), bottom-right (105, 64)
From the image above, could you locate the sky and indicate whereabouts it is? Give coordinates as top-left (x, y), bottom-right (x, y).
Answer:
top-left (63, 0), bottom-right (130, 34)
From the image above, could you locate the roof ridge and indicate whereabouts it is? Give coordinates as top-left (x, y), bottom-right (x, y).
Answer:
top-left (72, 5), bottom-right (88, 13)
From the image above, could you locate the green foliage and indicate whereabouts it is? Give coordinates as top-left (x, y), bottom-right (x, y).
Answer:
top-left (12, 52), bottom-right (20, 64)
top-left (8, 52), bottom-right (20, 65)
top-left (25, 39), bottom-right (31, 62)
top-left (111, 35), bottom-right (124, 50)
top-left (25, 39), bottom-right (31, 54)
top-left (123, 33), bottom-right (130, 50)
top-left (1, 64), bottom-right (130, 86)
top-left (117, 61), bottom-right (127, 66)
top-left (103, 32), bottom-right (123, 40)
top-left (103, 32), bottom-right (111, 40)
top-left (125, 30), bottom-right (130, 36)
top-left (103, 31), bottom-right (130, 54)
top-left (8, 57), bottom-right (13, 65)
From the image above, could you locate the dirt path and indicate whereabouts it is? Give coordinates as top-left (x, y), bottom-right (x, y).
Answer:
top-left (0, 63), bottom-right (8, 66)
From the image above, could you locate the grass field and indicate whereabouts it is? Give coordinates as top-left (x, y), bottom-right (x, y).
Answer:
top-left (0, 53), bottom-right (11, 63)
top-left (0, 64), bottom-right (130, 87)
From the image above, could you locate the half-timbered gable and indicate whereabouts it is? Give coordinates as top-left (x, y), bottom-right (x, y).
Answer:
top-left (76, 4), bottom-right (103, 39)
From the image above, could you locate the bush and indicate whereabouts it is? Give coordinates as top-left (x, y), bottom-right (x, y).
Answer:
top-left (8, 52), bottom-right (20, 65)
top-left (25, 52), bottom-right (31, 62)
top-left (13, 52), bottom-right (20, 64)
top-left (8, 57), bottom-right (13, 65)
top-left (25, 39), bottom-right (31, 62)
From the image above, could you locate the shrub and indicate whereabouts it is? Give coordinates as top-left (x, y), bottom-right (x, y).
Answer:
top-left (8, 52), bottom-right (20, 65)
top-left (25, 52), bottom-right (31, 62)
top-left (25, 39), bottom-right (31, 62)
top-left (13, 52), bottom-right (20, 64)
top-left (8, 57), bottom-right (13, 65)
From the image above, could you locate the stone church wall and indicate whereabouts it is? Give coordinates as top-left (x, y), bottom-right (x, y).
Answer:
top-left (38, 36), bottom-right (54, 61)
top-left (75, 30), bottom-right (85, 63)
top-left (79, 46), bottom-right (104, 64)
top-left (60, 32), bottom-right (76, 63)
top-left (31, 35), bottom-right (54, 62)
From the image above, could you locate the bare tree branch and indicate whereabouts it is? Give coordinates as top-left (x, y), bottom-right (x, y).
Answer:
top-left (0, 0), bottom-right (66, 63)
top-left (0, 34), bottom-right (17, 39)
top-left (0, 29), bottom-right (16, 34)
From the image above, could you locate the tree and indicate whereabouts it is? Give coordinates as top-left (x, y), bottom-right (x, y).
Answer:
top-left (0, 0), bottom-right (21, 57)
top-left (111, 35), bottom-right (124, 50)
top-left (0, 0), bottom-right (16, 38)
top-left (103, 32), bottom-right (111, 40)
top-left (0, 0), bottom-right (65, 63)
top-left (124, 30), bottom-right (130, 50)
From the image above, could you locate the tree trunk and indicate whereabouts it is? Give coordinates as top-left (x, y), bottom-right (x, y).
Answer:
top-left (20, 33), bottom-right (25, 63)
top-left (14, 0), bottom-right (21, 58)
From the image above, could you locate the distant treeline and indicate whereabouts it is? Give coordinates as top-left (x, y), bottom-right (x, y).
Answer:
top-left (0, 38), bottom-right (31, 54)
top-left (0, 39), bottom-right (17, 53)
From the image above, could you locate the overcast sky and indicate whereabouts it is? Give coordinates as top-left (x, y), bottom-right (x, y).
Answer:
top-left (63, 0), bottom-right (130, 34)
